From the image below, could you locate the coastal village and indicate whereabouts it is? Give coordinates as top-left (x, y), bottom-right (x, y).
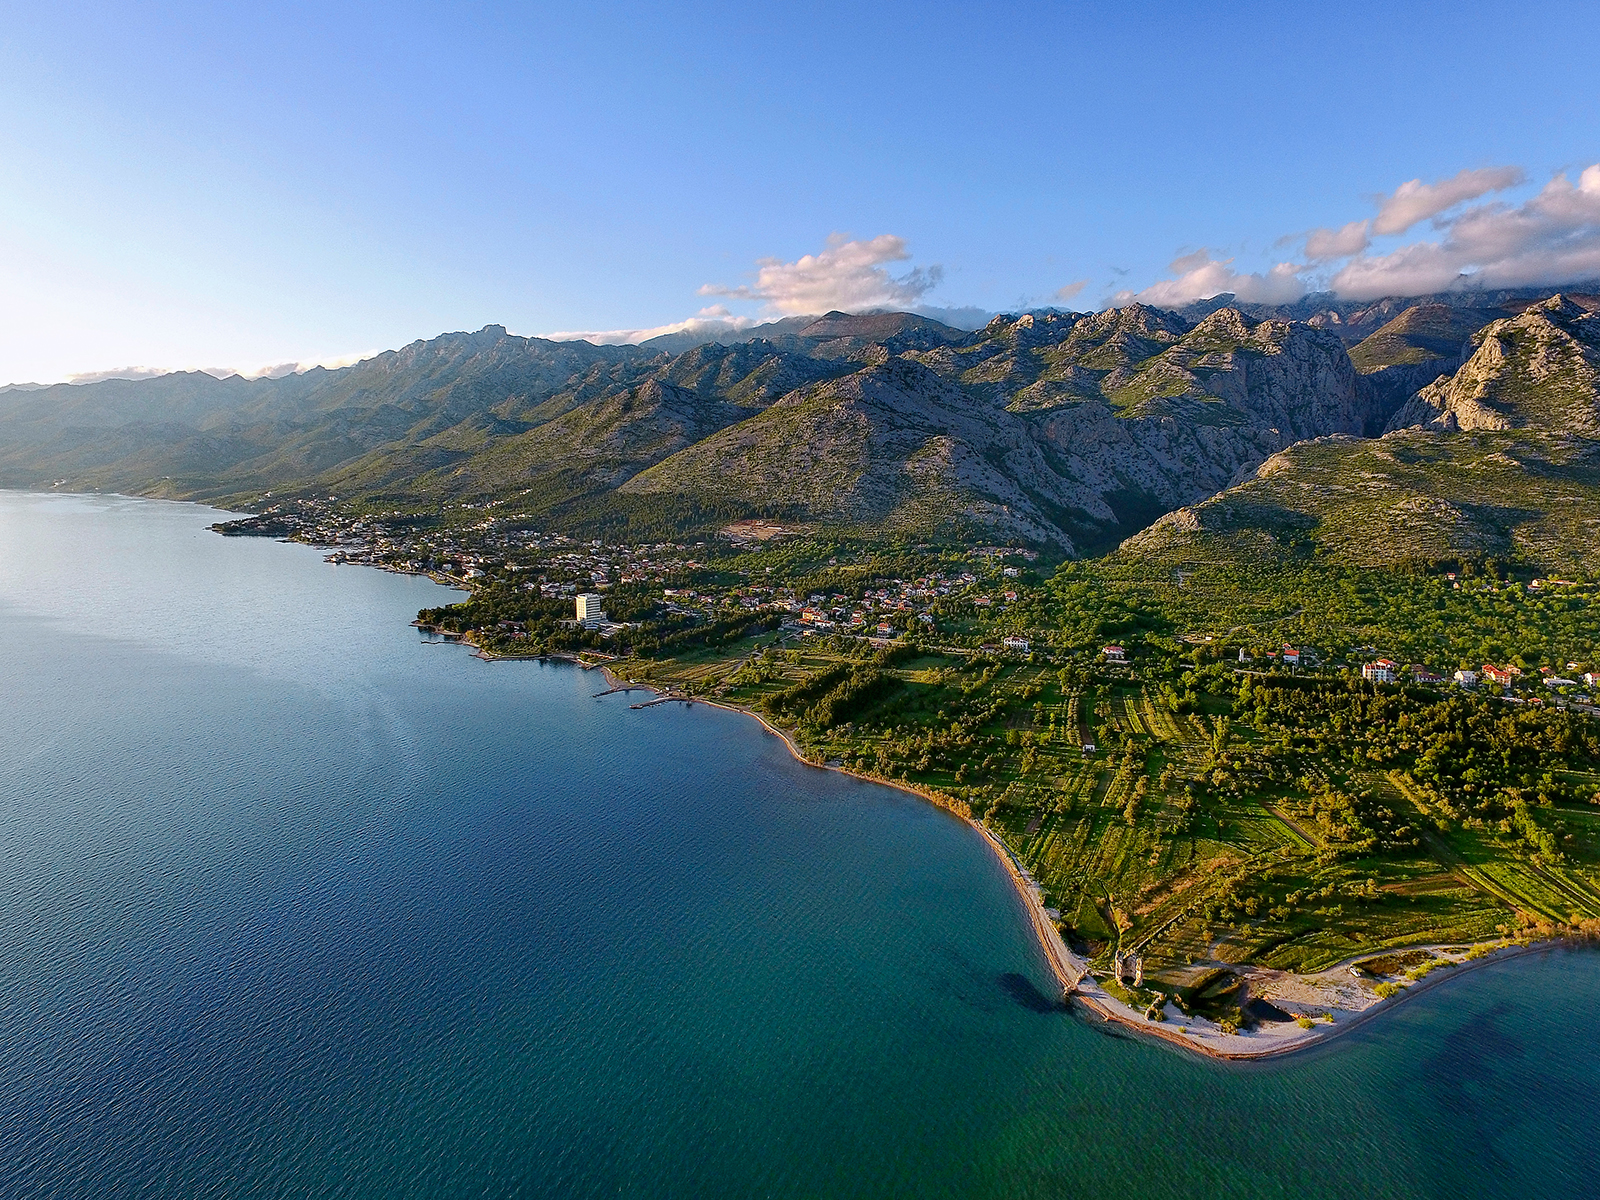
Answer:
top-left (212, 500), bottom-right (1600, 1060)
top-left (223, 499), bottom-right (1599, 713)
top-left (13, 2), bottom-right (1600, 1186)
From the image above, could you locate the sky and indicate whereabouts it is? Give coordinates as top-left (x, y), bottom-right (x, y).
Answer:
top-left (2, 0), bottom-right (1598, 384)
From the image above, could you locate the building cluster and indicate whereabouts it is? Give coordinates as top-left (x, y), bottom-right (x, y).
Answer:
top-left (301, 506), bottom-right (703, 590)
top-left (249, 505), bottom-right (1600, 711)
top-left (1349, 658), bottom-right (1599, 712)
top-left (278, 502), bottom-right (1044, 651)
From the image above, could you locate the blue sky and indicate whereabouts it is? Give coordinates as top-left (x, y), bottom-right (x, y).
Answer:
top-left (3, 0), bottom-right (1598, 382)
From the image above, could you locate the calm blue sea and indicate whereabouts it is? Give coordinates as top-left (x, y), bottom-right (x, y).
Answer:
top-left (1, 491), bottom-right (1597, 1199)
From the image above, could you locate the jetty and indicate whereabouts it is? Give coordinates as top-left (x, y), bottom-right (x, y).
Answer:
top-left (630, 694), bottom-right (696, 709)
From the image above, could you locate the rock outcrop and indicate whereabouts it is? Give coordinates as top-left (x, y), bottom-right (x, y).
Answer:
top-left (1387, 295), bottom-right (1600, 436)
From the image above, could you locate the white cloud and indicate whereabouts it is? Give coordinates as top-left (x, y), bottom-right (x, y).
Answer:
top-left (61, 349), bottom-right (379, 385)
top-left (543, 305), bottom-right (761, 346)
top-left (1125, 250), bottom-right (1306, 307)
top-left (1304, 220), bottom-right (1372, 261)
top-left (699, 233), bottom-right (942, 315)
top-left (231, 350), bottom-right (381, 379)
top-left (1298, 168), bottom-right (1521, 263)
top-left (1053, 279), bottom-right (1088, 303)
top-left (1370, 165), bottom-right (1525, 236)
top-left (64, 365), bottom-right (173, 384)
top-left (544, 235), bottom-right (951, 346)
top-left (1331, 163), bottom-right (1600, 299)
top-left (1123, 163), bottom-right (1599, 310)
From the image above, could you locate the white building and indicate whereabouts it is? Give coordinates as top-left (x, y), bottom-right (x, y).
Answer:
top-left (1454, 669), bottom-right (1480, 688)
top-left (575, 592), bottom-right (607, 625)
top-left (1003, 635), bottom-right (1031, 653)
top-left (1362, 660), bottom-right (1396, 684)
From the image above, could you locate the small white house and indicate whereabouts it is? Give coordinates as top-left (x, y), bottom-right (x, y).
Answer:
top-left (1102, 644), bottom-right (1127, 663)
top-left (1454, 669), bottom-right (1480, 688)
top-left (1003, 635), bottom-right (1031, 653)
top-left (1362, 660), bottom-right (1396, 684)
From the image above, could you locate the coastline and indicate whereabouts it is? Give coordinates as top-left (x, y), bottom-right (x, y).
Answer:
top-left (508, 654), bottom-right (1573, 1063)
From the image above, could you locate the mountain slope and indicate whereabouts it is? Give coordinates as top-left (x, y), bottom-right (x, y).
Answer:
top-left (1122, 298), bottom-right (1600, 574)
top-left (618, 307), bottom-right (1394, 550)
top-left (1123, 430), bottom-right (1600, 573)
top-left (1388, 295), bottom-right (1600, 436)
top-left (619, 355), bottom-right (1091, 545)
top-left (6, 291), bottom-right (1597, 553)
top-left (1348, 304), bottom-right (1483, 374)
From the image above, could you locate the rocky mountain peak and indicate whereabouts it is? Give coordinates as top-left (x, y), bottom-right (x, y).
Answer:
top-left (1388, 292), bottom-right (1600, 435)
top-left (1188, 306), bottom-right (1258, 341)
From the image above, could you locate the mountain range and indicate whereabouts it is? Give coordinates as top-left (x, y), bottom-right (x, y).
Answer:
top-left (3, 287), bottom-right (1598, 565)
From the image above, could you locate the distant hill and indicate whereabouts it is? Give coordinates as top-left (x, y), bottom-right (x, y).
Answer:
top-left (4, 286), bottom-right (1599, 559)
top-left (1348, 304), bottom-right (1489, 374)
top-left (1178, 283), bottom-right (1600, 344)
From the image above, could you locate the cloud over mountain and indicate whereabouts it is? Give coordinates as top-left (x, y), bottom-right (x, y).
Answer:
top-left (1301, 166), bottom-right (1526, 263)
top-left (699, 234), bottom-right (942, 315)
top-left (1125, 251), bottom-right (1305, 308)
top-left (1331, 164), bottom-right (1600, 299)
top-left (542, 165), bottom-right (1600, 356)
top-left (545, 306), bottom-right (759, 346)
top-left (543, 235), bottom-right (953, 347)
top-left (63, 350), bottom-right (379, 386)
top-left (1128, 164), bottom-right (1600, 307)
top-left (1371, 166), bottom-right (1526, 236)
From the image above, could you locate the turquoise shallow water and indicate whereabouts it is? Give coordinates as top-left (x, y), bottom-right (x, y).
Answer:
top-left (1, 491), bottom-right (1598, 1200)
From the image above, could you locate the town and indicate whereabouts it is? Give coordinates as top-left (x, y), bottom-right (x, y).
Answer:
top-left (217, 499), bottom-right (1599, 716)
top-left (210, 498), bottom-right (1600, 1044)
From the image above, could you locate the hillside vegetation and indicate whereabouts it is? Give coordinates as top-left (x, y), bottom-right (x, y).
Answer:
top-left (12, 294), bottom-right (1571, 555)
top-left (137, 279), bottom-right (1600, 1008)
top-left (5, 286), bottom-right (1600, 572)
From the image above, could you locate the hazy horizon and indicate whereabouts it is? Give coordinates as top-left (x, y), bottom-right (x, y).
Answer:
top-left (3, 1), bottom-right (1598, 383)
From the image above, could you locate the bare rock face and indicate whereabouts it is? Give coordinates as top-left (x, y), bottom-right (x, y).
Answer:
top-left (1388, 295), bottom-right (1600, 436)
top-left (1014, 309), bottom-right (1380, 534)
top-left (625, 307), bottom-right (1389, 550)
top-left (621, 355), bottom-right (1094, 550)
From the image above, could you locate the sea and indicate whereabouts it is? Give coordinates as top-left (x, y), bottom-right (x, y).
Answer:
top-left (1, 490), bottom-right (1596, 1200)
